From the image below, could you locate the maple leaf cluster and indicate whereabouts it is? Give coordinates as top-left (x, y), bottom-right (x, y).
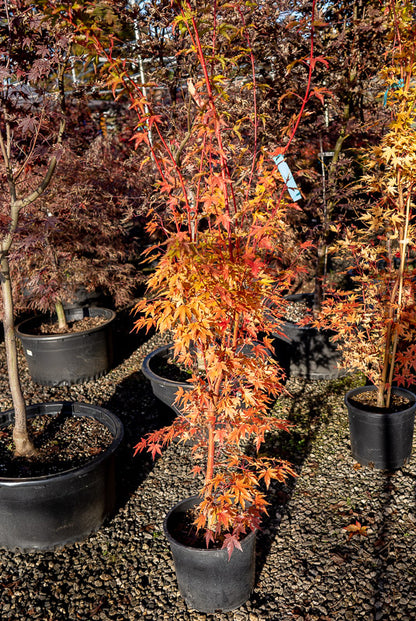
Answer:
top-left (344, 520), bottom-right (368, 541)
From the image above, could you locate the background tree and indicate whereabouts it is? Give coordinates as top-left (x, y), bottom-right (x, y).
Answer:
top-left (244, 0), bottom-right (390, 305)
top-left (0, 0), bottom-right (72, 456)
top-left (7, 131), bottom-right (146, 327)
top-left (0, 0), bottom-right (144, 455)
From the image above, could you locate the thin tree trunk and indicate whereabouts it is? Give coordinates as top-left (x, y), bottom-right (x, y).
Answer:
top-left (0, 51), bottom-right (66, 458)
top-left (0, 256), bottom-right (36, 456)
top-left (205, 369), bottom-right (223, 490)
top-left (44, 229), bottom-right (68, 330)
top-left (55, 299), bottom-right (67, 330)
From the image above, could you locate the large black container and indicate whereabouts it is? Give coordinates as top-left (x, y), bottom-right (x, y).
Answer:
top-left (0, 402), bottom-right (123, 551)
top-left (142, 343), bottom-right (191, 413)
top-left (16, 307), bottom-right (116, 386)
top-left (345, 386), bottom-right (416, 470)
top-left (164, 496), bottom-right (256, 613)
top-left (272, 294), bottom-right (342, 380)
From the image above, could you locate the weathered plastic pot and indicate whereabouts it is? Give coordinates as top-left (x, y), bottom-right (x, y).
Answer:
top-left (0, 402), bottom-right (123, 551)
top-left (345, 386), bottom-right (416, 470)
top-left (164, 496), bottom-right (256, 613)
top-left (142, 343), bottom-right (191, 413)
top-left (16, 307), bottom-right (116, 386)
top-left (272, 294), bottom-right (342, 380)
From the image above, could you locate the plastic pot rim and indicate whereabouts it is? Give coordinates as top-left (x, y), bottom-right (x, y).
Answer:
top-left (344, 385), bottom-right (416, 417)
top-left (163, 495), bottom-right (256, 557)
top-left (0, 401), bottom-right (124, 485)
top-left (142, 343), bottom-right (191, 390)
top-left (16, 308), bottom-right (116, 342)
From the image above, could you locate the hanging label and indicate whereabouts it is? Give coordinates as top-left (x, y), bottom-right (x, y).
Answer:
top-left (383, 78), bottom-right (405, 107)
top-left (273, 154), bottom-right (302, 202)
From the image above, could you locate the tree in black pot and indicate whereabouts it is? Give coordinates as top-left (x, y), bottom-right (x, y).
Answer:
top-left (0, 0), bottom-right (123, 550)
top-left (64, 0), bottom-right (319, 612)
top-left (316, 0), bottom-right (416, 469)
top-left (12, 133), bottom-right (146, 386)
top-left (2, 10), bottom-right (147, 386)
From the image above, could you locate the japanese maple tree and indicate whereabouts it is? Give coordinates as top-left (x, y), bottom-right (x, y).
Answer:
top-left (0, 0), bottom-right (73, 456)
top-left (59, 0), bottom-right (321, 554)
top-left (0, 0), bottom-right (142, 457)
top-left (317, 0), bottom-right (416, 408)
top-left (8, 133), bottom-right (144, 325)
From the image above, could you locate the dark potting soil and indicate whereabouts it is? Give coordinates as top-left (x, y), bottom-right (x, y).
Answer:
top-left (0, 414), bottom-right (114, 478)
top-left (33, 316), bottom-right (107, 336)
top-left (169, 508), bottom-right (239, 550)
top-left (349, 390), bottom-right (413, 413)
top-left (150, 352), bottom-right (193, 383)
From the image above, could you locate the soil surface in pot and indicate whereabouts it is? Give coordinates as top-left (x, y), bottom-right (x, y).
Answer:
top-left (169, 507), bottom-right (250, 550)
top-left (349, 391), bottom-right (413, 413)
top-left (285, 298), bottom-right (312, 323)
top-left (150, 352), bottom-right (193, 383)
top-left (30, 316), bottom-right (107, 336)
top-left (0, 414), bottom-right (113, 478)
top-left (268, 295), bottom-right (314, 324)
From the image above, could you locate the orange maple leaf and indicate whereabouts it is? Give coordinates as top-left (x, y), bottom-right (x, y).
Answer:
top-left (344, 521), bottom-right (368, 540)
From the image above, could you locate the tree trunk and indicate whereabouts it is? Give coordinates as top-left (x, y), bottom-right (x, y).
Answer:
top-left (0, 256), bottom-right (36, 457)
top-left (55, 299), bottom-right (68, 330)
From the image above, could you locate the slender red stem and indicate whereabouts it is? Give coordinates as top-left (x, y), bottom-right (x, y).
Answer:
top-left (283, 0), bottom-right (316, 155)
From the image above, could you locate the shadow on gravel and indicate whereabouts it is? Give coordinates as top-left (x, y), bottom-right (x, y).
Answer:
top-left (111, 306), bottom-right (155, 367)
top-left (253, 373), bottom-right (358, 591)
top-left (371, 474), bottom-right (395, 617)
top-left (104, 370), bottom-right (176, 514)
top-left (368, 468), bottom-right (416, 619)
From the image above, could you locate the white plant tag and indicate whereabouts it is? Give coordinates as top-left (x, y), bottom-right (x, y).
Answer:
top-left (273, 154), bottom-right (302, 202)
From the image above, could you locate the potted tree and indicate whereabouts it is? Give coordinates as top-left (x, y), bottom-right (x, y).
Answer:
top-left (66, 0), bottom-right (317, 611)
top-left (316, 0), bottom-right (416, 470)
top-left (0, 0), bottom-right (123, 550)
top-left (13, 134), bottom-right (143, 386)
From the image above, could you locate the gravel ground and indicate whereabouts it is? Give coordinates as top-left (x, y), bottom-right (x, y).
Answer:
top-left (0, 312), bottom-right (415, 621)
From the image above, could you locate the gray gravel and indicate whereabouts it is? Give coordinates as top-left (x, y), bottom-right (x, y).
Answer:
top-left (0, 314), bottom-right (415, 621)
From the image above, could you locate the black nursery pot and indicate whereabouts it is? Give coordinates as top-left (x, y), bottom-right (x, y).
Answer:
top-left (345, 386), bottom-right (416, 470)
top-left (142, 343), bottom-right (191, 413)
top-left (16, 306), bottom-right (116, 386)
top-left (272, 293), bottom-right (342, 380)
top-left (0, 402), bottom-right (123, 551)
top-left (164, 496), bottom-right (256, 613)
